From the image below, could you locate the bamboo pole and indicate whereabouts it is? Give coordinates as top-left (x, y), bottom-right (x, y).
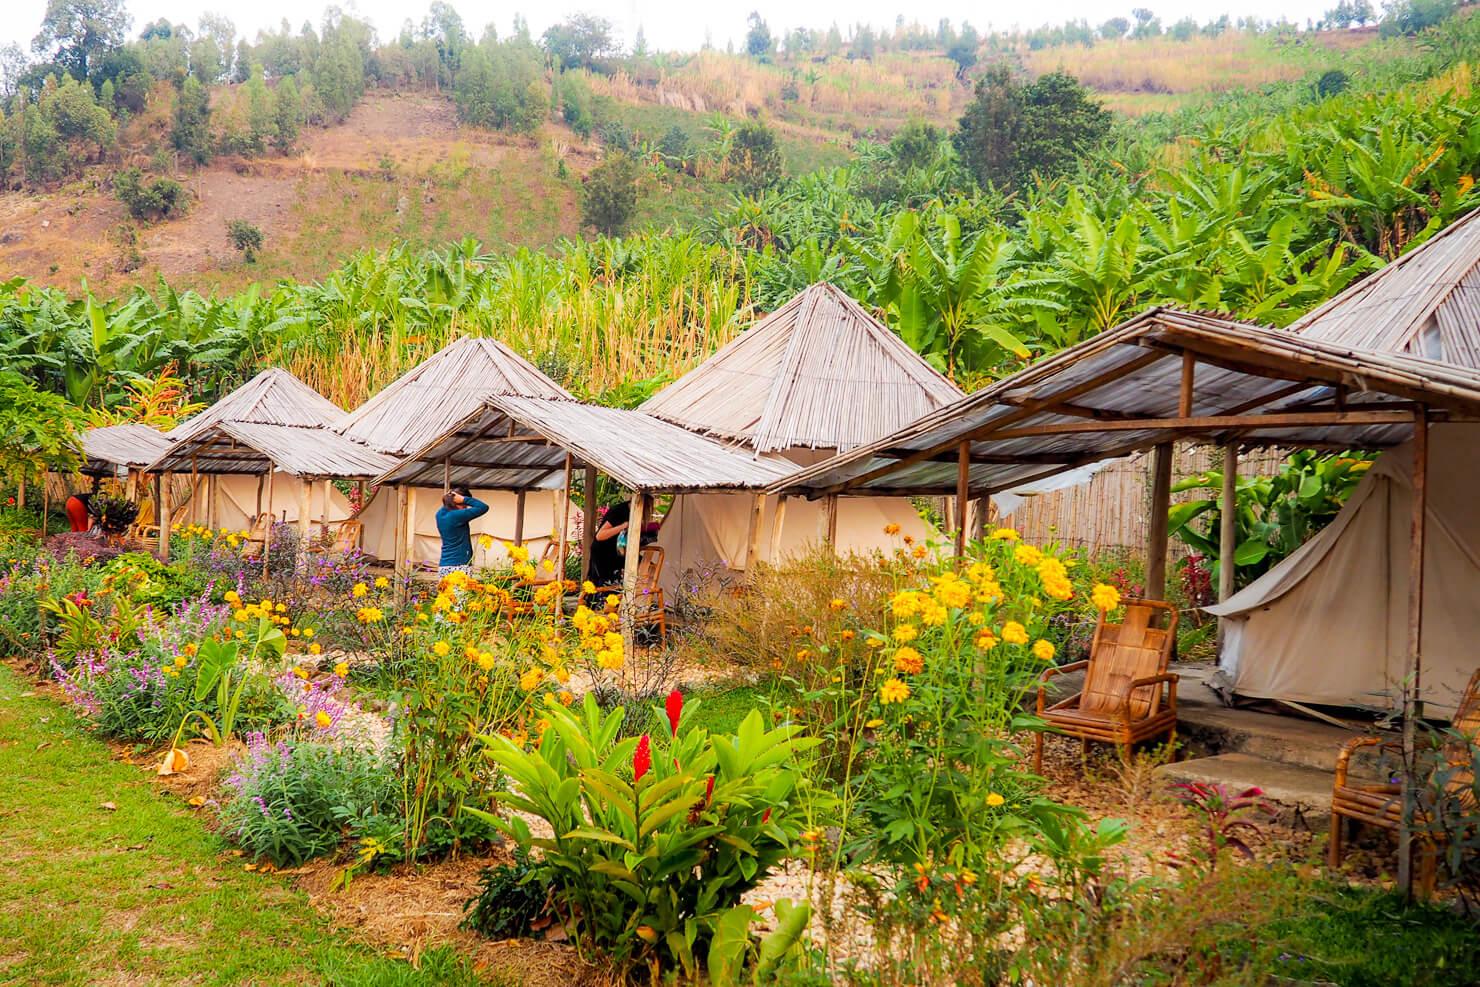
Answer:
top-left (297, 476), bottom-right (312, 559)
top-left (156, 473), bottom-right (168, 560)
top-left (581, 466), bottom-right (597, 584)
top-left (443, 457), bottom-right (451, 493)
top-left (255, 473), bottom-right (264, 516)
top-left (393, 484), bottom-right (409, 585)
top-left (557, 454), bottom-right (573, 606)
top-left (620, 489), bottom-right (647, 663)
top-left (818, 494), bottom-right (838, 553)
top-left (321, 479), bottom-right (331, 543)
top-left (1399, 409), bottom-right (1429, 897)
top-left (262, 467), bottom-right (275, 575)
top-left (744, 493), bottom-right (766, 578)
top-left (970, 495), bottom-right (988, 542)
top-left (954, 442), bottom-right (970, 559)
top-left (769, 495), bottom-right (788, 564)
top-left (190, 453), bottom-right (198, 524)
top-left (1147, 443), bottom-right (1173, 601)
top-left (1217, 442), bottom-right (1239, 651)
top-left (513, 489), bottom-right (526, 546)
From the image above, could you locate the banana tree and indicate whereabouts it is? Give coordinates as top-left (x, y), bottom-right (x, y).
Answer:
top-left (1167, 451), bottom-right (1373, 590)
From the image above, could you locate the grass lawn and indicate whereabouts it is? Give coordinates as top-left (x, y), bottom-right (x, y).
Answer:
top-left (0, 663), bottom-right (488, 987)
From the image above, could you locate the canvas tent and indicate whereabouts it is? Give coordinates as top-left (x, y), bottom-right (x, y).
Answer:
top-left (334, 337), bottom-right (577, 567)
top-left (638, 283), bottom-right (965, 593)
top-left (1208, 424), bottom-right (1480, 718)
top-left (143, 368), bottom-right (394, 550)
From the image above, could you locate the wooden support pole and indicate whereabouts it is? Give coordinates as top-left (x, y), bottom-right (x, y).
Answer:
top-left (557, 455), bottom-right (573, 599)
top-left (262, 467), bottom-right (275, 574)
top-left (190, 453), bottom-right (198, 524)
top-left (818, 494), bottom-right (838, 552)
top-left (255, 473), bottom-right (264, 516)
top-left (1217, 442), bottom-right (1239, 652)
top-left (970, 495), bottom-right (989, 542)
top-left (1147, 443), bottom-right (1173, 601)
top-left (769, 494), bottom-right (788, 565)
top-left (297, 476), bottom-right (312, 559)
top-left (1179, 350), bottom-right (1196, 418)
top-left (393, 485), bottom-right (409, 584)
top-left (620, 489), bottom-right (647, 662)
top-left (321, 479), bottom-right (331, 542)
top-left (513, 489), bottom-right (526, 547)
top-left (156, 473), bottom-right (168, 560)
top-left (953, 441), bottom-right (970, 559)
top-left (581, 466), bottom-right (597, 584)
top-left (743, 493), bottom-right (766, 578)
top-left (442, 457), bottom-right (451, 493)
top-left (1399, 409), bottom-right (1429, 897)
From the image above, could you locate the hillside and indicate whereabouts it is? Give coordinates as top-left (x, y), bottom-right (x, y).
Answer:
top-left (0, 24), bottom-right (1409, 295)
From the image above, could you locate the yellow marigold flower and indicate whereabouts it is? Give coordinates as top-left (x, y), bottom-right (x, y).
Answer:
top-left (866, 637), bottom-right (884, 649)
top-left (479, 534), bottom-right (493, 549)
top-left (293, 667), bottom-right (309, 680)
top-left (986, 792), bottom-right (1005, 807)
top-left (275, 603), bottom-right (286, 613)
top-left (840, 629), bottom-right (855, 641)
top-left (828, 598), bottom-right (849, 612)
top-left (920, 602), bottom-right (948, 627)
top-left (315, 711), bottom-right (332, 729)
top-left (966, 562), bottom-right (994, 585)
top-left (352, 582), bottom-right (368, 598)
top-left (477, 651), bottom-right (496, 671)
top-left (1013, 544), bottom-right (1043, 567)
top-left (893, 623), bottom-right (918, 642)
top-left (309, 643), bottom-right (321, 655)
top-left (864, 718), bottom-right (884, 728)
top-left (893, 646), bottom-right (923, 675)
top-left (883, 523), bottom-right (901, 535)
top-left (596, 649), bottom-right (624, 670)
top-left (558, 690), bottom-right (574, 706)
top-left (432, 640), bottom-right (451, 657)
top-left (1002, 621), bottom-right (1029, 645)
top-left (1032, 639), bottom-right (1056, 661)
top-left (535, 717), bottom-right (551, 735)
top-left (290, 628), bottom-right (301, 637)
top-left (989, 528), bottom-right (1020, 542)
top-left (933, 579), bottom-right (972, 609)
top-left (581, 580), bottom-right (596, 594)
top-left (233, 609), bottom-right (248, 622)
top-left (519, 668), bottom-right (542, 691)
top-left (173, 655), bottom-right (188, 669)
top-left (795, 649), bottom-right (812, 661)
top-left (554, 666), bottom-right (570, 684)
top-left (912, 545), bottom-right (928, 559)
top-left (975, 628), bottom-right (998, 650)
top-left (604, 594), bottom-right (620, 612)
top-left (374, 576), bottom-right (389, 589)
top-left (878, 678), bottom-right (911, 704)
top-left (1091, 583), bottom-right (1122, 612)
top-left (507, 543), bottom-right (531, 563)
top-left (890, 590), bottom-right (923, 619)
top-left (224, 590), bottom-right (240, 603)
top-left (183, 643), bottom-right (197, 656)
top-left (303, 628), bottom-right (314, 638)
top-left (604, 631), bottom-right (623, 650)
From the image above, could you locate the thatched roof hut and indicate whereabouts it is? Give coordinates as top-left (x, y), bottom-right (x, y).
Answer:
top-left (80, 423), bottom-right (171, 476)
top-left (640, 282), bottom-right (964, 454)
top-left (336, 336), bottom-right (572, 459)
top-left (1290, 207), bottom-right (1480, 366)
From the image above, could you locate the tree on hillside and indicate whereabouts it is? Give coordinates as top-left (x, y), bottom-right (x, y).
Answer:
top-left (272, 74), bottom-right (302, 153)
top-left (952, 66), bottom-right (1111, 191)
top-left (581, 151), bottom-right (641, 235)
top-left (542, 14), bottom-right (617, 71)
top-left (453, 44), bottom-right (547, 134)
top-left (31, 0), bottom-right (131, 81)
top-left (745, 13), bottom-right (774, 60)
top-left (946, 25), bottom-right (979, 78)
top-left (1099, 17), bottom-right (1130, 38)
top-left (245, 64), bottom-right (275, 155)
top-left (190, 13), bottom-right (237, 84)
top-left (1131, 8), bottom-right (1162, 38)
top-left (172, 73), bottom-right (212, 164)
top-left (726, 120), bottom-right (784, 195)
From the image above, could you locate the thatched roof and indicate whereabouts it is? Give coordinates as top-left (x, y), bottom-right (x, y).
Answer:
top-left (770, 307), bottom-right (1480, 498)
top-left (80, 424), bottom-right (172, 474)
top-left (146, 422), bottom-right (397, 479)
top-left (336, 336), bottom-right (573, 456)
top-left (640, 282), bottom-right (964, 453)
top-left (167, 368), bottom-right (344, 444)
top-left (1291, 208), bottom-right (1480, 367)
top-left (377, 395), bottom-right (797, 494)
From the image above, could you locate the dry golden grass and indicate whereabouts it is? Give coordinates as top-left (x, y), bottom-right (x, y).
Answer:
top-left (1023, 33), bottom-right (1315, 94)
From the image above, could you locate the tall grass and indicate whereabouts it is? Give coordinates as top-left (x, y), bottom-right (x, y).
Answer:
top-left (1022, 32), bottom-right (1329, 94)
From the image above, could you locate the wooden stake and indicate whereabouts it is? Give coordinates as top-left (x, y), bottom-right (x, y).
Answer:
top-left (1147, 443), bottom-right (1173, 601)
top-left (16, 479), bottom-right (23, 511)
top-left (1399, 409), bottom-right (1429, 897)
top-left (1179, 351), bottom-right (1196, 418)
top-left (262, 467), bottom-right (275, 575)
top-left (1217, 442), bottom-right (1239, 651)
top-left (954, 441), bottom-right (970, 559)
top-left (513, 489), bottom-right (526, 546)
top-left (255, 473), bottom-right (264, 516)
top-left (818, 494), bottom-right (838, 552)
top-left (769, 494), bottom-right (788, 565)
top-left (620, 489), bottom-right (647, 662)
top-left (156, 473), bottom-right (168, 560)
top-left (581, 466), bottom-right (597, 584)
top-left (744, 493), bottom-right (766, 578)
top-left (393, 484), bottom-right (409, 584)
top-left (442, 457), bottom-right (451, 493)
top-left (190, 453), bottom-right (198, 524)
top-left (297, 476), bottom-right (312, 559)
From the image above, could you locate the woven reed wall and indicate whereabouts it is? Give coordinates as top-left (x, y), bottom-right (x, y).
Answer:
top-left (1004, 443), bottom-right (1288, 559)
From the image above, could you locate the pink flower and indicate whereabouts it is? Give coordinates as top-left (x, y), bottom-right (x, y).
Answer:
top-left (665, 689), bottom-right (683, 738)
top-left (634, 734), bottom-right (651, 783)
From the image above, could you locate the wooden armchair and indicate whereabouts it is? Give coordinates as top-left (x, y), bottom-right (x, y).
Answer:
top-left (133, 502), bottom-right (189, 547)
top-left (239, 513), bottom-right (271, 559)
top-left (1329, 666), bottom-right (1480, 880)
top-left (1034, 598), bottom-right (1179, 772)
top-left (586, 544), bottom-right (667, 646)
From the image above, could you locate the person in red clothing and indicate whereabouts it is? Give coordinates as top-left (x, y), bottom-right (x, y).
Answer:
top-left (64, 478), bottom-right (102, 533)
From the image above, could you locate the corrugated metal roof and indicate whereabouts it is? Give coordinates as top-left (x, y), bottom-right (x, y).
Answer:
top-left (378, 395), bottom-right (797, 493)
top-left (335, 336), bottom-right (573, 456)
top-left (770, 307), bottom-right (1480, 498)
top-left (640, 282), bottom-right (964, 453)
top-left (81, 424), bottom-right (172, 472)
top-left (1291, 207), bottom-right (1480, 367)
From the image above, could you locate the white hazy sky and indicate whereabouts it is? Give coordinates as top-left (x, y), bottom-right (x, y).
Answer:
top-left (5, 1), bottom-right (1336, 57)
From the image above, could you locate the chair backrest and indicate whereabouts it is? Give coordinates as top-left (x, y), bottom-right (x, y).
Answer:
top-left (332, 519), bottom-right (362, 553)
top-left (246, 513), bottom-right (270, 540)
top-left (1442, 666), bottom-right (1480, 773)
top-left (1080, 599), bottom-right (1178, 717)
top-left (635, 545), bottom-right (663, 596)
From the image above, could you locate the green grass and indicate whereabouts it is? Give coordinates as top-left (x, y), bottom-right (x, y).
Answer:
top-left (0, 664), bottom-right (494, 986)
top-left (682, 684), bottom-right (773, 736)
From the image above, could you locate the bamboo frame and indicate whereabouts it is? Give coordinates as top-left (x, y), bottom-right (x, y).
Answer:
top-left (581, 466), bottom-right (597, 584)
top-left (1217, 442), bottom-right (1239, 650)
top-left (1399, 409), bottom-right (1429, 895)
top-left (621, 490), bottom-right (648, 661)
top-left (158, 472), bottom-right (172, 561)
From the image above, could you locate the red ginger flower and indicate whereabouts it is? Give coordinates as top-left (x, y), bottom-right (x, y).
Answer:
top-left (665, 689), bottom-right (683, 737)
top-left (634, 734), bottom-right (652, 783)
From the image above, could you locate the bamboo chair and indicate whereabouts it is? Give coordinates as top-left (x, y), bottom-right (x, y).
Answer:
top-left (239, 513), bottom-right (271, 559)
top-left (1329, 666), bottom-right (1480, 885)
top-left (587, 544), bottom-right (667, 646)
top-left (505, 541), bottom-right (575, 622)
top-left (301, 519), bottom-right (362, 561)
top-left (1033, 599), bottom-right (1179, 772)
top-left (134, 502), bottom-right (189, 546)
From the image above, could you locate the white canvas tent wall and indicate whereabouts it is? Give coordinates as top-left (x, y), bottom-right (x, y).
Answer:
top-left (334, 336), bottom-right (576, 568)
top-left (638, 283), bottom-right (963, 593)
top-left (1209, 425), bottom-right (1480, 719)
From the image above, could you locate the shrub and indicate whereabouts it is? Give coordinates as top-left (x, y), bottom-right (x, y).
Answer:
top-left (726, 120), bottom-right (783, 195)
top-left (471, 693), bottom-right (816, 979)
top-left (580, 152), bottom-right (641, 236)
top-left (226, 219), bottom-right (265, 263)
top-left (461, 846), bottom-right (552, 940)
top-left (115, 167), bottom-right (189, 221)
top-left (221, 732), bottom-right (397, 867)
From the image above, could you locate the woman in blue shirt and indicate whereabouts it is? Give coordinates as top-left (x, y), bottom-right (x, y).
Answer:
top-left (435, 487), bottom-right (489, 576)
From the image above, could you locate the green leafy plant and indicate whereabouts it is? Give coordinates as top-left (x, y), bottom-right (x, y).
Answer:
top-left (470, 691), bottom-right (816, 981)
top-left (170, 611), bottom-right (286, 748)
top-left (460, 846), bottom-right (552, 940)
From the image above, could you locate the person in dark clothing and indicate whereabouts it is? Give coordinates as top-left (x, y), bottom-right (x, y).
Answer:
top-left (587, 501), bottom-right (631, 587)
top-left (435, 488), bottom-right (488, 575)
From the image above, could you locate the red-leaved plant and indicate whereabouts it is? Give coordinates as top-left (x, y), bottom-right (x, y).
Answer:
top-left (1169, 782), bottom-right (1273, 870)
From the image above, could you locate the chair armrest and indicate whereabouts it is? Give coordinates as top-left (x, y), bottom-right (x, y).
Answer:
top-left (1335, 736), bottom-right (1383, 788)
top-left (1124, 671), bottom-right (1179, 716)
top-left (1038, 660), bottom-right (1089, 713)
